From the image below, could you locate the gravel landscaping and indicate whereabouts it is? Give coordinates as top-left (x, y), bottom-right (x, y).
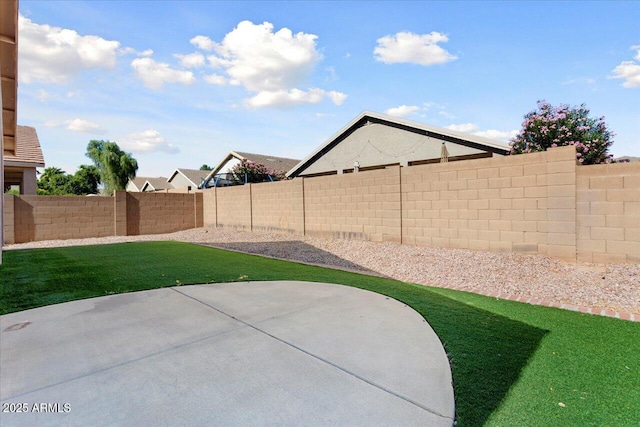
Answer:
top-left (4, 227), bottom-right (639, 314)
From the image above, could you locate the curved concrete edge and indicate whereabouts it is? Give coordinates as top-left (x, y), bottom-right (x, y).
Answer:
top-left (1, 281), bottom-right (455, 426)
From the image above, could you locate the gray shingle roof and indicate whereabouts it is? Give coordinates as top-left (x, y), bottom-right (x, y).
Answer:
top-left (142, 177), bottom-right (173, 191)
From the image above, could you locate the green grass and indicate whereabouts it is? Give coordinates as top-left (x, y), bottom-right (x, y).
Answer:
top-left (1, 241), bottom-right (639, 426)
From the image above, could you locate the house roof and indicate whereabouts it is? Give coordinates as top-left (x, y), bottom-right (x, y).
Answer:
top-left (127, 177), bottom-right (148, 191)
top-left (203, 151), bottom-right (301, 186)
top-left (287, 111), bottom-right (510, 177)
top-left (141, 177), bottom-right (173, 192)
top-left (168, 168), bottom-right (207, 188)
top-left (4, 125), bottom-right (45, 168)
top-left (234, 151), bottom-right (301, 173)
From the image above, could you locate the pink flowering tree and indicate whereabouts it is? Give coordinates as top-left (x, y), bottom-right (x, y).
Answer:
top-left (230, 159), bottom-right (287, 184)
top-left (509, 100), bottom-right (615, 165)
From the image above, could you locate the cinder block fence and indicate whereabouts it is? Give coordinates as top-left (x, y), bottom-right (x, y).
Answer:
top-left (3, 191), bottom-right (203, 243)
top-left (3, 146), bottom-right (640, 263)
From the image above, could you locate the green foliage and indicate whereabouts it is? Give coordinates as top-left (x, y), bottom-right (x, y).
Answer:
top-left (510, 100), bottom-right (615, 164)
top-left (37, 165), bottom-right (101, 195)
top-left (200, 164), bottom-right (213, 171)
top-left (230, 159), bottom-right (287, 184)
top-left (86, 140), bottom-right (138, 195)
top-left (67, 165), bottom-right (101, 195)
top-left (37, 167), bottom-right (71, 195)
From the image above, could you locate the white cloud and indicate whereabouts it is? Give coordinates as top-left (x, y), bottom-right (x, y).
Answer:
top-left (209, 21), bottom-right (320, 92)
top-left (66, 118), bottom-right (105, 134)
top-left (245, 88), bottom-right (346, 108)
top-left (119, 129), bottom-right (179, 154)
top-left (131, 57), bottom-right (195, 90)
top-left (473, 129), bottom-right (518, 140)
top-left (611, 46), bottom-right (640, 88)
top-left (374, 31), bottom-right (457, 66)
top-left (175, 52), bottom-right (206, 68)
top-left (204, 73), bottom-right (228, 85)
top-left (43, 118), bottom-right (106, 134)
top-left (446, 123), bottom-right (517, 141)
top-left (190, 35), bottom-right (216, 51)
top-left (447, 123), bottom-right (478, 132)
top-left (119, 47), bottom-right (154, 57)
top-left (327, 91), bottom-right (347, 105)
top-left (18, 14), bottom-right (120, 84)
top-left (192, 20), bottom-right (341, 108)
top-left (386, 105), bottom-right (421, 117)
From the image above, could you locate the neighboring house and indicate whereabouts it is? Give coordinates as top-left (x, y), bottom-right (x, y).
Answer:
top-left (287, 111), bottom-right (510, 178)
top-left (126, 177), bottom-right (148, 192)
top-left (4, 125), bottom-right (45, 194)
top-left (168, 168), bottom-right (208, 190)
top-left (201, 151), bottom-right (300, 188)
top-left (140, 177), bottom-right (173, 192)
top-left (126, 176), bottom-right (172, 192)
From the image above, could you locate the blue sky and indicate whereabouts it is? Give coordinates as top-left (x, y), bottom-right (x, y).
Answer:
top-left (17, 1), bottom-right (640, 177)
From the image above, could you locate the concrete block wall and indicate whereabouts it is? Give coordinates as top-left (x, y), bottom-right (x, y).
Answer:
top-left (202, 190), bottom-right (217, 227)
top-left (7, 195), bottom-right (114, 243)
top-left (400, 146), bottom-right (577, 256)
top-left (126, 192), bottom-right (201, 235)
top-left (3, 194), bottom-right (15, 244)
top-left (303, 167), bottom-right (402, 242)
top-left (251, 179), bottom-right (304, 234)
top-left (577, 162), bottom-right (640, 263)
top-left (215, 185), bottom-right (252, 230)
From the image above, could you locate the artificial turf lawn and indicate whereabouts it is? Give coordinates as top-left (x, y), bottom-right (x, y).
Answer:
top-left (1, 241), bottom-right (639, 426)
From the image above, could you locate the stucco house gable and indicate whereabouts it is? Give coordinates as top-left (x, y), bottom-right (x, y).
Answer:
top-left (126, 177), bottom-right (148, 192)
top-left (140, 177), bottom-right (173, 192)
top-left (168, 168), bottom-right (207, 190)
top-left (4, 125), bottom-right (46, 194)
top-left (287, 111), bottom-right (510, 178)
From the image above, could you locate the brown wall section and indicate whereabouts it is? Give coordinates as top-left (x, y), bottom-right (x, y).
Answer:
top-left (304, 167), bottom-right (401, 242)
top-left (252, 179), bottom-right (304, 234)
top-left (3, 192), bottom-right (201, 244)
top-left (8, 195), bottom-right (114, 243)
top-left (126, 192), bottom-right (200, 235)
top-left (202, 190), bottom-right (217, 227)
top-left (401, 145), bottom-right (577, 258)
top-left (215, 185), bottom-right (252, 230)
top-left (577, 162), bottom-right (640, 263)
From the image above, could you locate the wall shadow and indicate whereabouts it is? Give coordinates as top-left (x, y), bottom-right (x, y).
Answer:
top-left (126, 193), bottom-right (140, 235)
top-left (14, 197), bottom-right (35, 243)
top-left (204, 240), bottom-right (386, 277)
top-left (321, 275), bottom-right (549, 427)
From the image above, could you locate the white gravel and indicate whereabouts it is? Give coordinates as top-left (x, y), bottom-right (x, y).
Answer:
top-left (4, 227), bottom-right (639, 314)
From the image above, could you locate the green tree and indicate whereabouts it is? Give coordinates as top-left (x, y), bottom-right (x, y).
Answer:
top-left (37, 167), bottom-right (71, 195)
top-left (509, 100), bottom-right (615, 165)
top-left (200, 164), bottom-right (213, 171)
top-left (67, 165), bottom-right (101, 195)
top-left (37, 165), bottom-right (102, 195)
top-left (86, 140), bottom-right (138, 195)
